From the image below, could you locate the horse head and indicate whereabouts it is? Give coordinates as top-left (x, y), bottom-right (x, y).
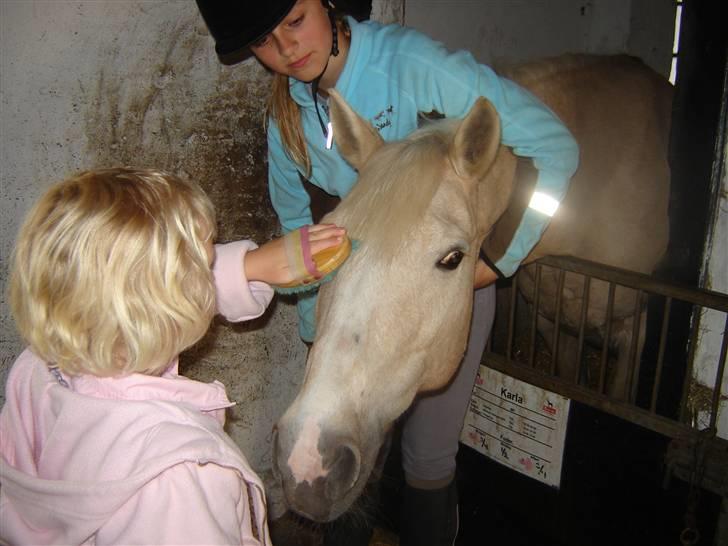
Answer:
top-left (273, 92), bottom-right (517, 521)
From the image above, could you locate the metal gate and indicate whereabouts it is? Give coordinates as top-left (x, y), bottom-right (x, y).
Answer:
top-left (483, 254), bottom-right (727, 541)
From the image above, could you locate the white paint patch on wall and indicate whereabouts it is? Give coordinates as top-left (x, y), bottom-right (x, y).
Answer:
top-left (693, 140), bottom-right (728, 439)
top-left (404, 0), bottom-right (674, 77)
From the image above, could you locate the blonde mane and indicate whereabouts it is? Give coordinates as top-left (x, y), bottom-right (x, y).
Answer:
top-left (331, 120), bottom-right (460, 260)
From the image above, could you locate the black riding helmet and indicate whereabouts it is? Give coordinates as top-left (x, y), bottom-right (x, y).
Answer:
top-left (195, 0), bottom-right (339, 66)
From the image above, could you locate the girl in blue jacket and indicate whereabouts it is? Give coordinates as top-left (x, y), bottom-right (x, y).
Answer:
top-left (196, 1), bottom-right (578, 545)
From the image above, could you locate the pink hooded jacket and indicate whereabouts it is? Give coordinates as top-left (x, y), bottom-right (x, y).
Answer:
top-left (0, 241), bottom-right (275, 545)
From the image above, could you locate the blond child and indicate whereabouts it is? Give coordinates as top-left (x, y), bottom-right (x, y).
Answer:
top-left (0, 167), bottom-right (344, 545)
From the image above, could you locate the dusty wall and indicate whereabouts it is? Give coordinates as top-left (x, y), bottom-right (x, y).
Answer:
top-left (0, 1), bottom-right (405, 511)
top-left (0, 1), bottom-right (307, 482)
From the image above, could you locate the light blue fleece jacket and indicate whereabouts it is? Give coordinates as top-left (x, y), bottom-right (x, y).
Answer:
top-left (267, 17), bottom-right (579, 342)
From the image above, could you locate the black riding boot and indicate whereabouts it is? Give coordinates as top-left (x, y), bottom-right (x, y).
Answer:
top-left (399, 479), bottom-right (459, 546)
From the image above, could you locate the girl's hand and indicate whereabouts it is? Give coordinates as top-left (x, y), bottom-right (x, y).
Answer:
top-left (474, 259), bottom-right (498, 288)
top-left (244, 224), bottom-right (347, 285)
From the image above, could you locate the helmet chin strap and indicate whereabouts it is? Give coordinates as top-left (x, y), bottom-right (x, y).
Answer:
top-left (311, 3), bottom-right (340, 143)
top-left (328, 3), bottom-right (340, 57)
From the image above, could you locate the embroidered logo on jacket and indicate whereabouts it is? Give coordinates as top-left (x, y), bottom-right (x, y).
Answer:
top-left (372, 105), bottom-right (394, 131)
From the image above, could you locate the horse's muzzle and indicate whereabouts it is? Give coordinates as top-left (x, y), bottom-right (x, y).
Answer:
top-left (273, 425), bottom-right (362, 521)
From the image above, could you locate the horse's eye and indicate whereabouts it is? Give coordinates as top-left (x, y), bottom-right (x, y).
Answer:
top-left (438, 249), bottom-right (464, 270)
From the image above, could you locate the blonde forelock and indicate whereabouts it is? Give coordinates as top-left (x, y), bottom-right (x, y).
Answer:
top-left (333, 124), bottom-right (455, 261)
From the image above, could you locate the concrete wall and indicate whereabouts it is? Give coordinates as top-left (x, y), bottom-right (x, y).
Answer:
top-left (0, 1), bottom-right (307, 488)
top-left (404, 0), bottom-right (675, 76)
top-left (0, 0), bottom-right (403, 517)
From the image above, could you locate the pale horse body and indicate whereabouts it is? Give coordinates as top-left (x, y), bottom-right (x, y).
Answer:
top-left (273, 55), bottom-right (673, 521)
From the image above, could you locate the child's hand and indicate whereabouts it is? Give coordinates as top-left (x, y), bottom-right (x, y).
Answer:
top-left (244, 224), bottom-right (347, 285)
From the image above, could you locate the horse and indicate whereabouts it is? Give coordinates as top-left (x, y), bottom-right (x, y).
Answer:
top-left (272, 55), bottom-right (672, 521)
top-left (487, 55), bottom-right (672, 397)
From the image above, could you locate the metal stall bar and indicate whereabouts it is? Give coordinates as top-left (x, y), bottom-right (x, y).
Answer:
top-left (627, 289), bottom-right (645, 404)
top-left (487, 254), bottom-right (728, 440)
top-left (650, 296), bottom-right (673, 413)
top-left (536, 256), bottom-right (728, 313)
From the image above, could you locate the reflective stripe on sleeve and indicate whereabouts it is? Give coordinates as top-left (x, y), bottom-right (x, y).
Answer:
top-left (528, 191), bottom-right (560, 217)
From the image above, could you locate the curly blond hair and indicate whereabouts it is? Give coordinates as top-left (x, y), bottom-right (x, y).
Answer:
top-left (9, 168), bottom-right (217, 377)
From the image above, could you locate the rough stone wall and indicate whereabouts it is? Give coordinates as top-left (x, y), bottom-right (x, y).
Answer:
top-left (0, 1), bottom-right (400, 514)
top-left (0, 1), bottom-right (307, 482)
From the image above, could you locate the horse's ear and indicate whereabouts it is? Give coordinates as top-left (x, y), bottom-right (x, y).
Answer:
top-left (329, 89), bottom-right (384, 170)
top-left (449, 97), bottom-right (501, 181)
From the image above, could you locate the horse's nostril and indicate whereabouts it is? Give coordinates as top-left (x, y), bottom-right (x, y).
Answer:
top-left (325, 443), bottom-right (361, 502)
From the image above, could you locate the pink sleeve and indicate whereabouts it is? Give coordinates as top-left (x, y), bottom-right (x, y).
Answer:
top-left (98, 462), bottom-right (268, 545)
top-left (213, 241), bottom-right (274, 323)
